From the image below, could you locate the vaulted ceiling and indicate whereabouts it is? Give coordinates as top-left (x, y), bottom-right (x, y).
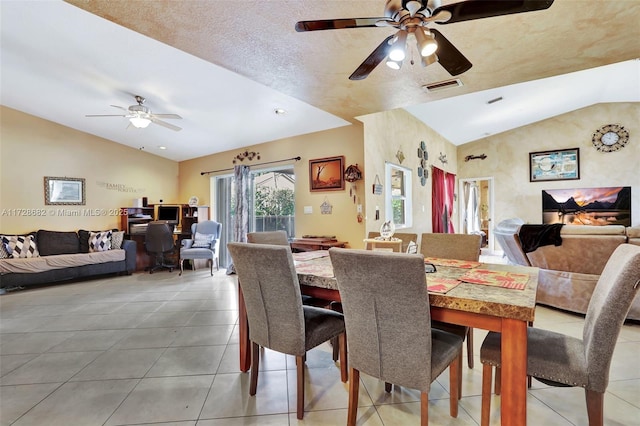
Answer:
top-left (2, 1), bottom-right (639, 161)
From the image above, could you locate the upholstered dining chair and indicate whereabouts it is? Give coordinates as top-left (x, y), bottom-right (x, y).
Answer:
top-left (420, 232), bottom-right (482, 370)
top-left (145, 221), bottom-right (178, 273)
top-left (329, 248), bottom-right (463, 426)
top-left (479, 244), bottom-right (640, 426)
top-left (179, 220), bottom-right (221, 276)
top-left (246, 230), bottom-right (289, 245)
top-left (227, 242), bottom-right (347, 420)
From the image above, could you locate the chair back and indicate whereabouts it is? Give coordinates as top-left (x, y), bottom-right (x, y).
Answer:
top-left (191, 220), bottom-right (222, 240)
top-left (329, 248), bottom-right (433, 392)
top-left (247, 230), bottom-right (289, 246)
top-left (420, 233), bottom-right (482, 261)
top-left (582, 244), bottom-right (640, 392)
top-left (366, 231), bottom-right (418, 253)
top-left (227, 242), bottom-right (305, 356)
top-left (146, 221), bottom-right (175, 253)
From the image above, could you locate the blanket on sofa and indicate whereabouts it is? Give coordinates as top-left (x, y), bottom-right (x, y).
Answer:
top-left (0, 250), bottom-right (125, 274)
top-left (518, 224), bottom-right (564, 253)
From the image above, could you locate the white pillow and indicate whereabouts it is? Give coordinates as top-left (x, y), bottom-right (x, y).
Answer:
top-left (0, 235), bottom-right (39, 258)
top-left (406, 240), bottom-right (418, 254)
top-left (89, 231), bottom-right (112, 252)
top-left (111, 231), bottom-right (125, 249)
top-left (193, 232), bottom-right (214, 248)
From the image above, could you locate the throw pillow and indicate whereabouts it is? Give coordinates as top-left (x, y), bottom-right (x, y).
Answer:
top-left (88, 231), bottom-right (112, 252)
top-left (0, 235), bottom-right (40, 258)
top-left (193, 232), bottom-right (214, 248)
top-left (406, 240), bottom-right (418, 254)
top-left (111, 231), bottom-right (125, 249)
top-left (0, 242), bottom-right (10, 259)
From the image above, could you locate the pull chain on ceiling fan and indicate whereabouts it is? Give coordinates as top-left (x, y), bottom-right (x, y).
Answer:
top-left (295, 0), bottom-right (555, 80)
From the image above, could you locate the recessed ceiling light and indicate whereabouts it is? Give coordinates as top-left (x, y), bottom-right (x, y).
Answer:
top-left (274, 108), bottom-right (286, 115)
top-left (158, 146), bottom-right (167, 150)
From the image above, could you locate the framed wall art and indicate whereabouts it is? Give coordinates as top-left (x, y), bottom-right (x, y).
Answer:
top-left (542, 186), bottom-right (631, 226)
top-left (529, 148), bottom-right (580, 182)
top-left (44, 176), bottom-right (85, 205)
top-left (309, 156), bottom-right (345, 192)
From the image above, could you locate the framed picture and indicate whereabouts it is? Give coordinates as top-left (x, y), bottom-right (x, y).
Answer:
top-left (542, 186), bottom-right (631, 226)
top-left (529, 148), bottom-right (580, 182)
top-left (309, 156), bottom-right (345, 192)
top-left (44, 176), bottom-right (85, 205)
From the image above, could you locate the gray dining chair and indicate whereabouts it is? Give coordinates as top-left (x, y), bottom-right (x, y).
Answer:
top-left (329, 248), bottom-right (463, 426)
top-left (420, 232), bottom-right (482, 370)
top-left (227, 242), bottom-right (347, 420)
top-left (479, 244), bottom-right (640, 426)
top-left (179, 220), bottom-right (221, 276)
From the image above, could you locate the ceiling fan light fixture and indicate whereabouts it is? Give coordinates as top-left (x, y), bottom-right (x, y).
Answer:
top-left (421, 52), bottom-right (438, 67)
top-left (415, 27), bottom-right (437, 57)
top-left (130, 116), bottom-right (151, 128)
top-left (386, 58), bottom-right (403, 70)
top-left (388, 30), bottom-right (408, 62)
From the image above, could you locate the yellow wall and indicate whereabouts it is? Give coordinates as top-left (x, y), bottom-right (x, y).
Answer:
top-left (0, 107), bottom-right (179, 233)
top-left (178, 124), bottom-right (365, 247)
top-left (457, 102), bottom-right (640, 226)
top-left (359, 109), bottom-right (459, 238)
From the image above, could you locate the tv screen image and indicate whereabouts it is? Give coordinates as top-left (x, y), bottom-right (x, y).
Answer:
top-left (542, 186), bottom-right (631, 226)
top-left (157, 205), bottom-right (180, 224)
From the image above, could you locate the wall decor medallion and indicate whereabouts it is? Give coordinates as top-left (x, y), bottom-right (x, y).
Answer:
top-left (417, 141), bottom-right (429, 186)
top-left (592, 124), bottom-right (629, 152)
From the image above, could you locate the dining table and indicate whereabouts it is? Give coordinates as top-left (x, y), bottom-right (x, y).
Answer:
top-left (236, 250), bottom-right (539, 426)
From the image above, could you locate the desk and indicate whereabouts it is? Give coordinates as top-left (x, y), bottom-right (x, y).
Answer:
top-left (237, 251), bottom-right (538, 425)
top-left (127, 231), bottom-right (191, 272)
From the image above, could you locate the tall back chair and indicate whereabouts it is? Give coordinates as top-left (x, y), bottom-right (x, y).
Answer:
top-left (179, 220), bottom-right (221, 276)
top-left (420, 232), bottom-right (482, 370)
top-left (247, 230), bottom-right (289, 245)
top-left (329, 248), bottom-right (462, 425)
top-left (227, 242), bottom-right (347, 420)
top-left (479, 244), bottom-right (640, 426)
top-left (145, 221), bottom-right (177, 273)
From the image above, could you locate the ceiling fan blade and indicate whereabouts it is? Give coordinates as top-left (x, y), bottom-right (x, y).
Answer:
top-left (349, 35), bottom-right (394, 81)
top-left (434, 0), bottom-right (554, 24)
top-left (152, 113), bottom-right (182, 119)
top-left (295, 17), bottom-right (386, 32)
top-left (85, 114), bottom-right (127, 117)
top-left (110, 105), bottom-right (129, 112)
top-left (150, 116), bottom-right (182, 131)
top-left (431, 29), bottom-right (472, 76)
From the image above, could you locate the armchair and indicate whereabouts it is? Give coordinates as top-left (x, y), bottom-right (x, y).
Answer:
top-left (179, 220), bottom-right (222, 276)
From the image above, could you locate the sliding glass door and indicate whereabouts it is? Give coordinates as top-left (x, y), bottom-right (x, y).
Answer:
top-left (212, 165), bottom-right (295, 268)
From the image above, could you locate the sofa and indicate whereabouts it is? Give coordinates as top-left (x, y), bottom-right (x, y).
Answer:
top-left (0, 229), bottom-right (136, 290)
top-left (494, 219), bottom-right (640, 321)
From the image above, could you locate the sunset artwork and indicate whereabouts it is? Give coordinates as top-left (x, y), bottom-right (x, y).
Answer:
top-left (542, 186), bottom-right (631, 226)
top-left (309, 156), bottom-right (344, 192)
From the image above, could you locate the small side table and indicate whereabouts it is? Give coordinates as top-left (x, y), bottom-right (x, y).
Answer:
top-left (363, 238), bottom-right (403, 252)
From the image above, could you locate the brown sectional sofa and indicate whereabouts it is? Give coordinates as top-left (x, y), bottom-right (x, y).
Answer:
top-left (494, 219), bottom-right (640, 321)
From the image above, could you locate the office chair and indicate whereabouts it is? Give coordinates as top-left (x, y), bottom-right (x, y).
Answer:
top-left (145, 221), bottom-right (177, 273)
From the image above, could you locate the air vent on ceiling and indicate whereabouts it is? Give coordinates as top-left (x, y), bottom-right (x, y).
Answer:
top-left (422, 78), bottom-right (463, 93)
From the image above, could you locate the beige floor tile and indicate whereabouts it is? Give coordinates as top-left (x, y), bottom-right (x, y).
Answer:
top-left (198, 414), bottom-right (290, 425)
top-left (169, 325), bottom-right (234, 347)
top-left (111, 300), bottom-right (166, 313)
top-left (11, 379), bottom-right (137, 426)
top-left (155, 299), bottom-right (206, 312)
top-left (113, 327), bottom-right (180, 349)
top-left (105, 375), bottom-right (213, 425)
top-left (136, 311), bottom-right (196, 328)
top-left (49, 329), bottom-right (130, 352)
top-left (607, 378), bottom-right (640, 409)
top-left (289, 407), bottom-right (385, 425)
top-left (0, 350), bottom-right (101, 385)
top-left (375, 397), bottom-right (477, 425)
top-left (0, 353), bottom-right (38, 376)
top-left (70, 348), bottom-right (164, 381)
top-left (200, 371), bottom-right (289, 418)
top-left (186, 310), bottom-right (239, 326)
top-left (82, 312), bottom-right (151, 330)
top-left (0, 331), bottom-right (76, 355)
top-left (0, 382), bottom-right (61, 425)
top-left (146, 345), bottom-right (225, 377)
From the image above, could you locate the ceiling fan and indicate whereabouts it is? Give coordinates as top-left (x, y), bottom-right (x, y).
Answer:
top-left (295, 0), bottom-right (554, 80)
top-left (86, 95), bottom-right (182, 131)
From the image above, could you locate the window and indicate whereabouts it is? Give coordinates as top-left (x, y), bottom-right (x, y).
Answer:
top-left (385, 162), bottom-right (412, 228)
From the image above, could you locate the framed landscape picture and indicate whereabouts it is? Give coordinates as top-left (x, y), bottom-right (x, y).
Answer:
top-left (309, 156), bottom-right (345, 192)
top-left (542, 186), bottom-right (631, 226)
top-left (529, 148), bottom-right (580, 182)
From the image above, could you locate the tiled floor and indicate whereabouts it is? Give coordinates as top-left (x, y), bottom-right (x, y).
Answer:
top-left (1, 266), bottom-right (639, 425)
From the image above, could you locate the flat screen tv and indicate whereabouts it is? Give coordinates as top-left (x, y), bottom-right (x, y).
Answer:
top-left (157, 205), bottom-right (180, 225)
top-left (542, 186), bottom-right (631, 226)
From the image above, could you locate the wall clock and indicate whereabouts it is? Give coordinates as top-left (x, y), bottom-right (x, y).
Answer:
top-left (592, 124), bottom-right (629, 152)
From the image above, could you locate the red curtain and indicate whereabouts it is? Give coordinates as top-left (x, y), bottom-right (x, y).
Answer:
top-left (432, 167), bottom-right (456, 233)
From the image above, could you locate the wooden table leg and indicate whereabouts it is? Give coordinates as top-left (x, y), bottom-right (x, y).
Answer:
top-left (238, 281), bottom-right (251, 372)
top-left (500, 318), bottom-right (527, 425)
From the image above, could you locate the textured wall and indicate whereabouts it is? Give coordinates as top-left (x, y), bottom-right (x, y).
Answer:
top-left (457, 102), bottom-right (640, 228)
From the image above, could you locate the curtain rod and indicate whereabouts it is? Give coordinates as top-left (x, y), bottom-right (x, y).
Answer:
top-left (200, 156), bottom-right (301, 175)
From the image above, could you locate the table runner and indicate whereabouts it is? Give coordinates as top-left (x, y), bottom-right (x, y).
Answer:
top-left (459, 269), bottom-right (529, 290)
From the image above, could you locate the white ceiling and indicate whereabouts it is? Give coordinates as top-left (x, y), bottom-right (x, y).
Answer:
top-left (1, 1), bottom-right (639, 162)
